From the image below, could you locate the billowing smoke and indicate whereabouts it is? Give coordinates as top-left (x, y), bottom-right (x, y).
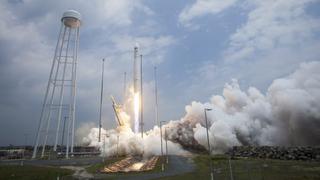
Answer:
top-left (78, 61), bottom-right (320, 155)
top-left (77, 125), bottom-right (188, 157)
top-left (77, 101), bottom-right (188, 157)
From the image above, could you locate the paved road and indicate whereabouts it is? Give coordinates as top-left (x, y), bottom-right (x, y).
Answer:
top-left (1, 155), bottom-right (195, 179)
top-left (95, 155), bottom-right (195, 180)
top-left (0, 156), bottom-right (103, 166)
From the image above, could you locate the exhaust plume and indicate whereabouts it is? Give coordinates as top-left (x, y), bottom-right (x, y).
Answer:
top-left (78, 61), bottom-right (320, 155)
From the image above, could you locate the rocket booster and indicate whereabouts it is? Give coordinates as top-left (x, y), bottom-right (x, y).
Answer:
top-left (133, 43), bottom-right (141, 134)
top-left (133, 43), bottom-right (140, 94)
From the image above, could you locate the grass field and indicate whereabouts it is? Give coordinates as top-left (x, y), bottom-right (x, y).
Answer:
top-left (0, 165), bottom-right (73, 180)
top-left (0, 156), bottom-right (164, 180)
top-left (157, 155), bottom-right (320, 180)
top-left (1, 155), bottom-right (319, 179)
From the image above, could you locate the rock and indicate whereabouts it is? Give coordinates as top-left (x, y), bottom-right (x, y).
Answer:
top-left (228, 146), bottom-right (320, 161)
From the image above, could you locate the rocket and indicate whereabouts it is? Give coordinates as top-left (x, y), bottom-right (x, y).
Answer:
top-left (133, 43), bottom-right (140, 95)
top-left (133, 43), bottom-right (141, 134)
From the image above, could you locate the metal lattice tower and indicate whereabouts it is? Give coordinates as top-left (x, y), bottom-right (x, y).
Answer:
top-left (32, 10), bottom-right (81, 159)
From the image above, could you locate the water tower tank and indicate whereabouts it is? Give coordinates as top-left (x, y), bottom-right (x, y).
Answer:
top-left (61, 10), bottom-right (81, 28)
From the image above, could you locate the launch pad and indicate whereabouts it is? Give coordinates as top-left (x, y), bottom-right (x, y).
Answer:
top-left (101, 156), bottom-right (159, 173)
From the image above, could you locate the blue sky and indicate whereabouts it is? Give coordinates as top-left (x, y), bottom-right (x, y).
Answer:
top-left (0, 0), bottom-right (320, 145)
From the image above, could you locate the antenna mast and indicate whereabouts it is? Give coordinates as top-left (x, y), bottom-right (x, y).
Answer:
top-left (98, 58), bottom-right (105, 142)
top-left (154, 66), bottom-right (159, 126)
top-left (140, 55), bottom-right (144, 138)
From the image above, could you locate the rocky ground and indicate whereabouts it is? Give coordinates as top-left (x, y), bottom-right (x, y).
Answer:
top-left (227, 146), bottom-right (320, 161)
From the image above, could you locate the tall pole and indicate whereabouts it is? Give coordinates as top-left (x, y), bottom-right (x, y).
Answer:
top-left (204, 108), bottom-right (213, 180)
top-left (154, 67), bottom-right (159, 127)
top-left (165, 127), bottom-right (168, 164)
top-left (160, 121), bottom-right (166, 171)
top-left (99, 58), bottom-right (105, 142)
top-left (140, 55), bottom-right (143, 138)
top-left (160, 121), bottom-right (164, 156)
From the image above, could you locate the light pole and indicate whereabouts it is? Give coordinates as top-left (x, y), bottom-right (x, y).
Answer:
top-left (204, 108), bottom-right (213, 180)
top-left (165, 127), bottom-right (168, 164)
top-left (160, 120), bottom-right (166, 171)
top-left (154, 66), bottom-right (159, 127)
top-left (140, 54), bottom-right (144, 138)
top-left (99, 58), bottom-right (105, 143)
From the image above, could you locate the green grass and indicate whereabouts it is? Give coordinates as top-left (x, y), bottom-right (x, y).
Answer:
top-left (0, 165), bottom-right (73, 180)
top-left (157, 155), bottom-right (320, 180)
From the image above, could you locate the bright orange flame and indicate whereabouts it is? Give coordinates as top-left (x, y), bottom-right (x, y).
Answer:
top-left (134, 92), bottom-right (140, 133)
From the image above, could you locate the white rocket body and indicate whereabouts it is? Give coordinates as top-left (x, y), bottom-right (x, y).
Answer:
top-left (133, 44), bottom-right (141, 133)
top-left (133, 45), bottom-right (140, 94)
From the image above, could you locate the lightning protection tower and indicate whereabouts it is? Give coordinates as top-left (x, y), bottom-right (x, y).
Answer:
top-left (32, 10), bottom-right (81, 159)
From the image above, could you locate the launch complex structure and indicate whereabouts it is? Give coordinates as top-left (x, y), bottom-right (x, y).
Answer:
top-left (133, 44), bottom-right (144, 137)
top-left (101, 44), bottom-right (145, 138)
top-left (32, 10), bottom-right (156, 159)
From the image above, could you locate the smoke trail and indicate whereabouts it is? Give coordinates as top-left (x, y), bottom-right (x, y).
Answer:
top-left (78, 61), bottom-right (320, 155)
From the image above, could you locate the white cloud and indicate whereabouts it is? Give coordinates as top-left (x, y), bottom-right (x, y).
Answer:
top-left (76, 0), bottom-right (151, 28)
top-left (179, 0), bottom-right (237, 28)
top-left (183, 0), bottom-right (320, 103)
top-left (110, 35), bottom-right (175, 64)
top-left (5, 0), bottom-right (150, 29)
top-left (224, 0), bottom-right (320, 62)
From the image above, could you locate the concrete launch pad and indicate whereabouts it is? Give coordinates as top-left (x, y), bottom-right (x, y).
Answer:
top-left (101, 156), bottom-right (159, 173)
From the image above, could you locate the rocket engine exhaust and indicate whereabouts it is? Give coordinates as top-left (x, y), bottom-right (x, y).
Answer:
top-left (133, 43), bottom-right (141, 134)
top-left (77, 61), bottom-right (320, 157)
top-left (134, 92), bottom-right (140, 133)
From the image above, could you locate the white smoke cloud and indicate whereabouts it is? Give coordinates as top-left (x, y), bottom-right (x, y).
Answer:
top-left (189, 61), bottom-right (320, 153)
top-left (78, 61), bottom-right (320, 155)
top-left (75, 122), bottom-right (96, 145)
top-left (78, 125), bottom-right (188, 157)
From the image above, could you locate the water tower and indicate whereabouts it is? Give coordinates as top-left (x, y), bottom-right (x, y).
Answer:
top-left (32, 10), bottom-right (81, 159)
